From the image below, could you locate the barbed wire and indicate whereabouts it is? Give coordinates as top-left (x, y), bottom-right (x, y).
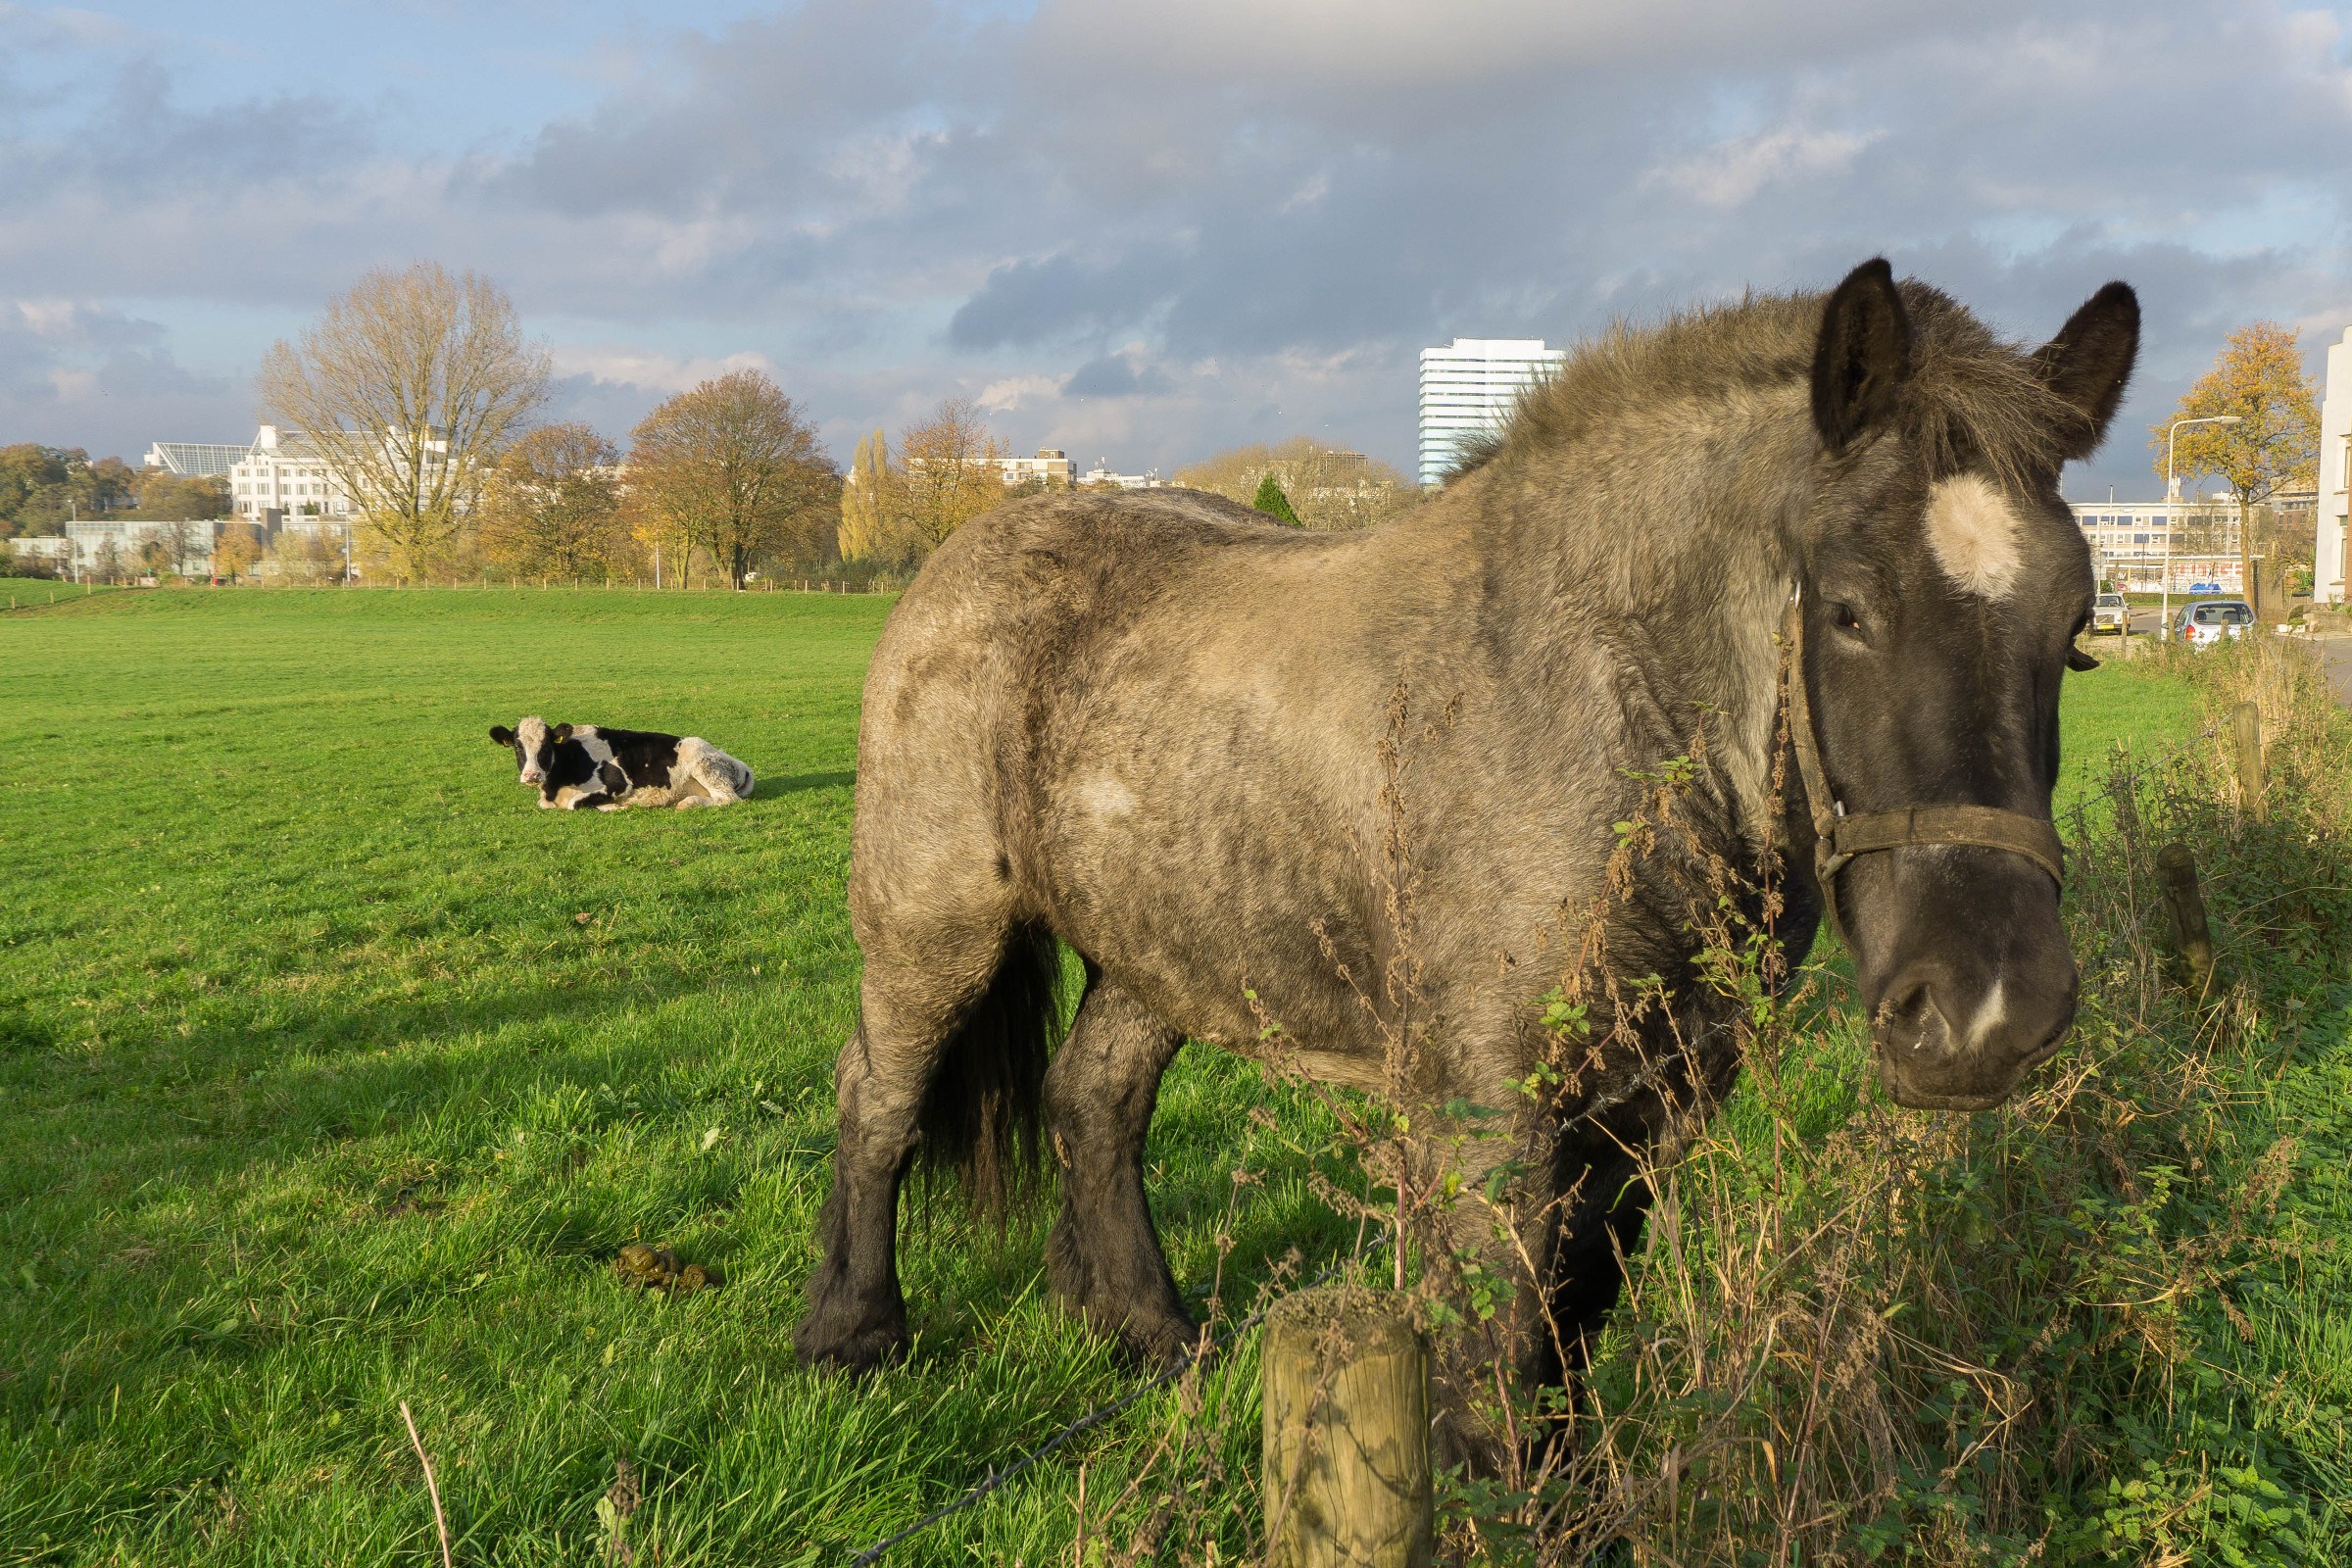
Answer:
top-left (844, 1232), bottom-right (1391, 1565)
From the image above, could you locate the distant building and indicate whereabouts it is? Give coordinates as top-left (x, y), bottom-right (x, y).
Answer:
top-left (2067, 497), bottom-right (2242, 595)
top-left (4, 536), bottom-right (72, 570)
top-left (64, 517), bottom-right (218, 578)
top-left (998, 448), bottom-right (1075, 487)
top-left (228, 424), bottom-right (364, 529)
top-left (2317, 324), bottom-right (2350, 605)
top-left (142, 441), bottom-right (252, 478)
top-left (1080, 462), bottom-right (1162, 489)
top-left (1417, 338), bottom-right (1564, 488)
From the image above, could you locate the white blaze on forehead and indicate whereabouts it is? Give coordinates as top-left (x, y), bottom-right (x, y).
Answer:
top-left (1924, 474), bottom-right (2025, 600)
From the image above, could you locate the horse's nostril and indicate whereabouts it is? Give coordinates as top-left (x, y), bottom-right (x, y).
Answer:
top-left (1886, 979), bottom-right (1935, 1031)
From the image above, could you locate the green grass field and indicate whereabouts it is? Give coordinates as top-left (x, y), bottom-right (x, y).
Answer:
top-left (0, 588), bottom-right (1358, 1566)
top-left (0, 587), bottom-right (2289, 1564)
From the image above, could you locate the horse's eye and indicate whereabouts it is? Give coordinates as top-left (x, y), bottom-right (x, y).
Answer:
top-left (1831, 603), bottom-right (1864, 636)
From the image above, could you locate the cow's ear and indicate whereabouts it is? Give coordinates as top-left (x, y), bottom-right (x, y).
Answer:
top-left (552, 723), bottom-right (572, 743)
top-left (489, 725), bottom-right (514, 746)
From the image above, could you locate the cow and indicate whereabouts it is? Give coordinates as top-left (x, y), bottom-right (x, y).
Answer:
top-left (488, 716), bottom-right (755, 810)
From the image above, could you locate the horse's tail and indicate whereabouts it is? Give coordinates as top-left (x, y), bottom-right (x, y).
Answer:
top-left (914, 922), bottom-right (1063, 1219)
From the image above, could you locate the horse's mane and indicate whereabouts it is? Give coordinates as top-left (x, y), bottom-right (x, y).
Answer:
top-left (1446, 282), bottom-right (2084, 493)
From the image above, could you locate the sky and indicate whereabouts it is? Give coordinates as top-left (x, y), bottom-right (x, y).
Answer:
top-left (3, 0), bottom-right (2348, 500)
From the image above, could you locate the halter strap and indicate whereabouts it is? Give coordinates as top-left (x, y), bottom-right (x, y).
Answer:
top-left (1782, 588), bottom-right (2065, 941)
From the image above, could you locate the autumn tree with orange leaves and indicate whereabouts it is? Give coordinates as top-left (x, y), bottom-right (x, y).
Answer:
top-left (2151, 322), bottom-right (2321, 587)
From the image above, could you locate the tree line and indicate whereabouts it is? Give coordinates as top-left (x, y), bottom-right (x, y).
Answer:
top-left (3, 262), bottom-right (1439, 590)
top-left (0, 447), bottom-right (228, 534)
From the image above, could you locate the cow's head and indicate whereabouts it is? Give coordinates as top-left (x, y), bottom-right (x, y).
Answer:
top-left (489, 717), bottom-right (572, 788)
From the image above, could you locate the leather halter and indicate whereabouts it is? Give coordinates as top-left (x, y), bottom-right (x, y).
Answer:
top-left (1781, 587), bottom-right (2066, 942)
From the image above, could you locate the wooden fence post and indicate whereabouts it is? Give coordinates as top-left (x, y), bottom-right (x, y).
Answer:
top-left (2155, 843), bottom-right (2218, 1001)
top-left (2230, 701), bottom-right (2267, 823)
top-left (1263, 1286), bottom-right (1431, 1568)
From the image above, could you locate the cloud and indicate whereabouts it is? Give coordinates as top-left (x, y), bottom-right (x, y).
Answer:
top-left (0, 299), bottom-right (239, 456)
top-left (1646, 125), bottom-right (1882, 210)
top-left (950, 251), bottom-right (1188, 351)
top-left (1064, 352), bottom-right (1175, 399)
top-left (973, 373), bottom-right (1064, 415)
top-left (550, 344), bottom-right (776, 394)
top-left (1, 0), bottom-right (2347, 496)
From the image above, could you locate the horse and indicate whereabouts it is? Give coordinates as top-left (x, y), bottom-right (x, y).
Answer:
top-left (793, 260), bottom-right (2138, 1445)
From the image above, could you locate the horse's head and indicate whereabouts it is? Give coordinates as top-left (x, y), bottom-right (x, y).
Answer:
top-left (1798, 259), bottom-right (2137, 1110)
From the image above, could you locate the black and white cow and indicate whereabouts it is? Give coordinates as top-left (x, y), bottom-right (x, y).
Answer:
top-left (489, 716), bottom-right (755, 810)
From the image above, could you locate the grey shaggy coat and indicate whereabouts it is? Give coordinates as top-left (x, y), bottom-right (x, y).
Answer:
top-left (797, 263), bottom-right (2137, 1450)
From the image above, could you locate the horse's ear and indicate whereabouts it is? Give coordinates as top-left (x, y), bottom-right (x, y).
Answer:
top-left (490, 724), bottom-right (514, 746)
top-left (1811, 258), bottom-right (1914, 457)
top-left (2033, 282), bottom-right (2138, 462)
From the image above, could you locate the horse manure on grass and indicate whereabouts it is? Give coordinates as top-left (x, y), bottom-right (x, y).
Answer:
top-left (612, 1244), bottom-right (720, 1298)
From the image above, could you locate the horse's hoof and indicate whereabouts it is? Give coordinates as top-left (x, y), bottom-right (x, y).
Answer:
top-left (1119, 1313), bottom-right (1202, 1373)
top-left (792, 1315), bottom-right (907, 1372)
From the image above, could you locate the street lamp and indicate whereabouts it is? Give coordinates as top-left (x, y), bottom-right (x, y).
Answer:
top-left (2163, 415), bottom-right (2242, 638)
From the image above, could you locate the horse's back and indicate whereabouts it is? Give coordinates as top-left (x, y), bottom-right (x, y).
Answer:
top-left (850, 490), bottom-right (1402, 1038)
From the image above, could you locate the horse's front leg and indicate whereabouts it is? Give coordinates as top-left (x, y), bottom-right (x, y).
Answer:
top-left (1410, 1068), bottom-right (1573, 1474)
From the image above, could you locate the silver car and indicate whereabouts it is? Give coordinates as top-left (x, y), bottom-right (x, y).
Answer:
top-left (2174, 599), bottom-right (2254, 647)
top-left (2090, 592), bottom-right (2129, 635)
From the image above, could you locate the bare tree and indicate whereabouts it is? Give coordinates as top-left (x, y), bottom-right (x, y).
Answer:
top-left (258, 264), bottom-right (550, 583)
top-left (628, 370), bottom-right (833, 590)
top-left (476, 423), bottom-right (627, 582)
top-left (1172, 436), bottom-right (1417, 530)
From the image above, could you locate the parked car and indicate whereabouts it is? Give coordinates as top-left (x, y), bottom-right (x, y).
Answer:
top-left (2089, 592), bottom-right (2130, 635)
top-left (2173, 599), bottom-right (2254, 647)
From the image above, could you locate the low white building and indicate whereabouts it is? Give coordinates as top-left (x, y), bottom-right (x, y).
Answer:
top-left (2317, 325), bottom-right (2350, 606)
top-left (63, 517), bottom-right (218, 578)
top-left (2067, 497), bottom-right (2242, 595)
top-left (1080, 462), bottom-right (1162, 489)
top-left (4, 535), bottom-right (73, 571)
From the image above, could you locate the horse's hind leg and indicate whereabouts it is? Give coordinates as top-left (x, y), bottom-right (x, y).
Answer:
top-left (1044, 978), bottom-right (1192, 1366)
top-left (794, 950), bottom-right (1000, 1371)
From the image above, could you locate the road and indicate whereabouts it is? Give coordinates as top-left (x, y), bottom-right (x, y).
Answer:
top-left (2318, 636), bottom-right (2352, 709)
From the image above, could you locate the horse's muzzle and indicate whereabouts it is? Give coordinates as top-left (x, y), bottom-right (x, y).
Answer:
top-left (1869, 960), bottom-right (2078, 1110)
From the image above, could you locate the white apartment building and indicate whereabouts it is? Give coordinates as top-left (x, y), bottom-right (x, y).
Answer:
top-left (142, 441), bottom-right (251, 478)
top-left (1417, 337), bottom-right (1564, 488)
top-left (228, 424), bottom-right (361, 528)
top-left (2317, 324), bottom-right (2350, 606)
top-left (2067, 498), bottom-right (2242, 595)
